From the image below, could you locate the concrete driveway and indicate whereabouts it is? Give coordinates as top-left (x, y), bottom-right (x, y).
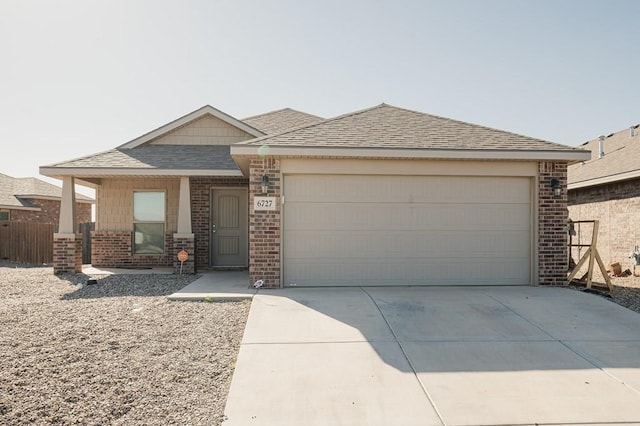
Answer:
top-left (222, 286), bottom-right (640, 425)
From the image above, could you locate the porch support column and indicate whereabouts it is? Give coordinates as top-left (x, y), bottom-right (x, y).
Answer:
top-left (177, 176), bottom-right (192, 234)
top-left (59, 176), bottom-right (77, 234)
top-left (53, 176), bottom-right (82, 274)
top-left (173, 176), bottom-right (195, 274)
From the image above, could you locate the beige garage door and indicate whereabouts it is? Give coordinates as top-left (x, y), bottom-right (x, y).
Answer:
top-left (283, 174), bottom-right (532, 287)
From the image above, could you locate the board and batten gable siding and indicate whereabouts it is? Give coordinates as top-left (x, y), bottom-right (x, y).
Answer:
top-left (149, 114), bottom-right (256, 146)
top-left (95, 178), bottom-right (179, 232)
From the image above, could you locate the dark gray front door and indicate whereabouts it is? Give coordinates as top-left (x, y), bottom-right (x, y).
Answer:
top-left (211, 189), bottom-right (248, 267)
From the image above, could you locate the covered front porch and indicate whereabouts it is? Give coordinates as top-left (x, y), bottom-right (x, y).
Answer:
top-left (49, 173), bottom-right (250, 275)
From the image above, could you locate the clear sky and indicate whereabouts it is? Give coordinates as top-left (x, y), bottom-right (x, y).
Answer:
top-left (1, 0), bottom-right (639, 195)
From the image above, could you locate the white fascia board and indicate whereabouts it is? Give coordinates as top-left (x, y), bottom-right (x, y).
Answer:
top-left (568, 168), bottom-right (640, 190)
top-left (16, 195), bottom-right (95, 204)
top-left (119, 105), bottom-right (265, 149)
top-left (39, 167), bottom-right (244, 178)
top-left (0, 204), bottom-right (41, 211)
top-left (230, 145), bottom-right (592, 162)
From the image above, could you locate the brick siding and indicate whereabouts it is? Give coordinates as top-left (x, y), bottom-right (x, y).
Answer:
top-left (248, 158), bottom-right (281, 288)
top-left (173, 236), bottom-right (195, 274)
top-left (91, 231), bottom-right (174, 268)
top-left (53, 234), bottom-right (82, 274)
top-left (568, 177), bottom-right (640, 280)
top-left (538, 161), bottom-right (568, 285)
top-left (190, 176), bottom-right (249, 270)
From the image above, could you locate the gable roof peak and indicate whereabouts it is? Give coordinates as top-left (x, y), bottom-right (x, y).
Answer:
top-left (119, 104), bottom-right (264, 149)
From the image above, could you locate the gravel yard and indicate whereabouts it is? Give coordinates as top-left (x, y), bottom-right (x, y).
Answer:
top-left (602, 275), bottom-right (640, 314)
top-left (0, 262), bottom-right (250, 426)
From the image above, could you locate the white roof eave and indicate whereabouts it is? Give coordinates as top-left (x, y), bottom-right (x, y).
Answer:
top-left (230, 145), bottom-right (591, 162)
top-left (39, 166), bottom-right (245, 178)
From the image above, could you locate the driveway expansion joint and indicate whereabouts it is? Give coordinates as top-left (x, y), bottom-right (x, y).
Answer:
top-left (359, 286), bottom-right (447, 426)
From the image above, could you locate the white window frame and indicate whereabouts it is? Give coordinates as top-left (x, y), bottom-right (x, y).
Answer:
top-left (132, 191), bottom-right (166, 255)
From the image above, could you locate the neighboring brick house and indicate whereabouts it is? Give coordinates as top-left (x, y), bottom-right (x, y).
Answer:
top-left (0, 173), bottom-right (93, 227)
top-left (568, 124), bottom-right (640, 277)
top-left (41, 104), bottom-right (589, 285)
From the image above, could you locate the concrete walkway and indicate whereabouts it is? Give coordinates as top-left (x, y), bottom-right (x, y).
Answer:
top-left (223, 286), bottom-right (640, 426)
top-left (168, 270), bottom-right (255, 301)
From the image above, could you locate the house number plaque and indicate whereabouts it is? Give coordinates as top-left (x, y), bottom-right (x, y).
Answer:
top-left (254, 197), bottom-right (277, 211)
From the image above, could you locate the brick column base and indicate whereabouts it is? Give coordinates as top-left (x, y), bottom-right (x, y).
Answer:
top-left (173, 234), bottom-right (195, 274)
top-left (53, 233), bottom-right (82, 274)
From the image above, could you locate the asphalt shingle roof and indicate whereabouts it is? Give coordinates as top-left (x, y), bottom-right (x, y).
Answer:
top-left (49, 145), bottom-right (239, 171)
top-left (0, 173), bottom-right (92, 208)
top-left (241, 103), bottom-right (580, 151)
top-left (568, 125), bottom-right (640, 186)
top-left (242, 108), bottom-right (324, 135)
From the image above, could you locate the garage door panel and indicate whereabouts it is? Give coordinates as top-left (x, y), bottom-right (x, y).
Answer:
top-left (285, 203), bottom-right (530, 231)
top-left (286, 175), bottom-right (531, 204)
top-left (285, 230), bottom-right (531, 259)
top-left (283, 174), bottom-right (532, 287)
top-left (284, 259), bottom-right (529, 287)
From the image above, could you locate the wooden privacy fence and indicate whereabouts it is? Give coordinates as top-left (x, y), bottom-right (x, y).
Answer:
top-left (79, 222), bottom-right (94, 264)
top-left (0, 222), bottom-right (54, 265)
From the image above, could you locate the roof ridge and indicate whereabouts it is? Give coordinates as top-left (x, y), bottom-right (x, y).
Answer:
top-left (581, 122), bottom-right (640, 146)
top-left (241, 108), bottom-right (290, 121)
top-left (242, 107), bottom-right (323, 122)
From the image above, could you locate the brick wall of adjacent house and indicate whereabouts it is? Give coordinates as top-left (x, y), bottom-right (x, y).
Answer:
top-left (9, 199), bottom-right (91, 227)
top-left (248, 158), bottom-right (281, 288)
top-left (538, 161), bottom-right (568, 285)
top-left (568, 177), bottom-right (640, 280)
top-left (91, 231), bottom-right (174, 268)
top-left (190, 176), bottom-right (249, 270)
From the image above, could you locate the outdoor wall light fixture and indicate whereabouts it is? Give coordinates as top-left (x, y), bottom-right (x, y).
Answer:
top-left (261, 174), bottom-right (270, 194)
top-left (550, 177), bottom-right (562, 197)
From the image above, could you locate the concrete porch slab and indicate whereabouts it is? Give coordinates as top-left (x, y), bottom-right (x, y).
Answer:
top-left (168, 270), bottom-right (255, 301)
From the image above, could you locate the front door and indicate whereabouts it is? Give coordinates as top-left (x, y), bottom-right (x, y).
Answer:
top-left (210, 189), bottom-right (248, 267)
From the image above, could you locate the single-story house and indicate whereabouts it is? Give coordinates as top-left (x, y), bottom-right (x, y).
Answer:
top-left (568, 123), bottom-right (640, 276)
top-left (0, 173), bottom-right (92, 225)
top-left (40, 104), bottom-right (589, 287)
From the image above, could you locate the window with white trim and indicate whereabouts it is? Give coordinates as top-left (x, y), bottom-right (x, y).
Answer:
top-left (0, 210), bottom-right (9, 221)
top-left (133, 191), bottom-right (165, 254)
